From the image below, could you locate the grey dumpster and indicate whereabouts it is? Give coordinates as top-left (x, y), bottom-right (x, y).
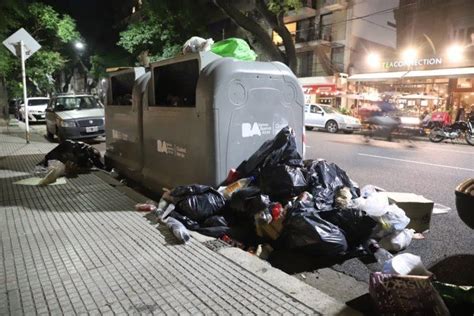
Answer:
top-left (104, 67), bottom-right (149, 181)
top-left (139, 51), bottom-right (304, 191)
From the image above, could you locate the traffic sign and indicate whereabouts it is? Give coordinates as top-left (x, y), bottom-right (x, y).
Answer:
top-left (2, 28), bottom-right (41, 60)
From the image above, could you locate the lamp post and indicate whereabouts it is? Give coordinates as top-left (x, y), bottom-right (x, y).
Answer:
top-left (73, 41), bottom-right (88, 93)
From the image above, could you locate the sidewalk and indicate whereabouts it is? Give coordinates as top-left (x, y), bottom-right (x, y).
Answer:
top-left (0, 132), bottom-right (354, 315)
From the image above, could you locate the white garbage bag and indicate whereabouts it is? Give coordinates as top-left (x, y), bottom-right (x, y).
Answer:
top-left (182, 36), bottom-right (214, 54)
top-left (379, 228), bottom-right (415, 252)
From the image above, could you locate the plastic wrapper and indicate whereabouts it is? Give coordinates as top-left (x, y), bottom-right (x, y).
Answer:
top-left (278, 201), bottom-right (348, 256)
top-left (135, 202), bottom-right (157, 212)
top-left (360, 192), bottom-right (389, 217)
top-left (319, 208), bottom-right (377, 249)
top-left (236, 126), bottom-right (302, 179)
top-left (259, 165), bottom-right (307, 200)
top-left (211, 38), bottom-right (257, 61)
top-left (334, 187), bottom-right (353, 208)
top-left (304, 160), bottom-right (359, 211)
top-left (166, 217), bottom-right (191, 244)
top-left (39, 140), bottom-right (103, 169)
top-left (228, 186), bottom-right (270, 217)
top-left (379, 228), bottom-right (415, 252)
top-left (168, 211), bottom-right (200, 230)
top-left (383, 253), bottom-right (432, 276)
top-left (170, 184), bottom-right (226, 221)
top-left (370, 273), bottom-right (449, 315)
top-left (182, 36), bottom-right (214, 54)
top-left (372, 204), bottom-right (411, 239)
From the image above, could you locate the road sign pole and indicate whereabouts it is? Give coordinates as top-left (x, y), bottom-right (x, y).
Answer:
top-left (20, 40), bottom-right (29, 144)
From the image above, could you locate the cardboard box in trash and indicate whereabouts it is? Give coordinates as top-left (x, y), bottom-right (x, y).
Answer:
top-left (369, 273), bottom-right (449, 315)
top-left (384, 192), bottom-right (434, 233)
top-left (256, 217), bottom-right (284, 240)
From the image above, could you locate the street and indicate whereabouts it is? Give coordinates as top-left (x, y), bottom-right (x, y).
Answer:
top-left (305, 129), bottom-right (474, 281)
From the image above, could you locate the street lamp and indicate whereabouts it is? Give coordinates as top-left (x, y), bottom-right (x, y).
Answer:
top-left (366, 52), bottom-right (381, 68)
top-left (401, 48), bottom-right (417, 64)
top-left (74, 41), bottom-right (85, 50)
top-left (446, 44), bottom-right (464, 62)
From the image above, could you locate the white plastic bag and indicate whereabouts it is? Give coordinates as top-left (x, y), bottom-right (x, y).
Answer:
top-left (379, 229), bottom-right (415, 252)
top-left (182, 36), bottom-right (214, 54)
top-left (372, 204), bottom-right (411, 239)
top-left (361, 192), bottom-right (389, 217)
top-left (360, 185), bottom-right (377, 198)
top-left (383, 253), bottom-right (432, 276)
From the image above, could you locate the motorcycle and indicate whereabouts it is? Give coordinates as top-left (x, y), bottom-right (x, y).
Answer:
top-left (429, 120), bottom-right (474, 145)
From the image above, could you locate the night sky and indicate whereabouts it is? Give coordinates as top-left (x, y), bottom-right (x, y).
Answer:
top-left (39, 0), bottom-right (135, 54)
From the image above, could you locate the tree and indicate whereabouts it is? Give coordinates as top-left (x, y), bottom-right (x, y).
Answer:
top-left (0, 2), bottom-right (82, 97)
top-left (118, 0), bottom-right (208, 63)
top-left (213, 0), bottom-right (300, 72)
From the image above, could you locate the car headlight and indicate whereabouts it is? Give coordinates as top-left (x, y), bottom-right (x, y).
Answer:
top-left (59, 120), bottom-right (76, 127)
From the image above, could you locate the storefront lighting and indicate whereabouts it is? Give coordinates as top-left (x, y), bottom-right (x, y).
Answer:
top-left (366, 52), bottom-right (380, 68)
top-left (446, 44), bottom-right (464, 62)
top-left (401, 48), bottom-right (417, 63)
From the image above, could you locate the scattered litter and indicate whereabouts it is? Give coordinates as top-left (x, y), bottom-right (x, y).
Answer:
top-left (383, 253), bottom-right (432, 276)
top-left (165, 217), bottom-right (190, 244)
top-left (135, 201), bottom-right (157, 212)
top-left (432, 203), bottom-right (451, 214)
top-left (379, 229), bottom-right (415, 252)
top-left (182, 36), bottom-right (214, 54)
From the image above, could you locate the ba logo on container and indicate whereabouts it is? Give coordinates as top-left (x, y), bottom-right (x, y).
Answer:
top-left (241, 122), bottom-right (262, 138)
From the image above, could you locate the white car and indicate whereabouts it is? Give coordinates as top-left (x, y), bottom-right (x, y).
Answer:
top-left (18, 97), bottom-right (50, 122)
top-left (305, 104), bottom-right (361, 133)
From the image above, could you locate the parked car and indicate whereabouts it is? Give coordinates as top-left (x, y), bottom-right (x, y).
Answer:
top-left (305, 104), bottom-right (361, 133)
top-left (45, 94), bottom-right (105, 142)
top-left (18, 97), bottom-right (50, 122)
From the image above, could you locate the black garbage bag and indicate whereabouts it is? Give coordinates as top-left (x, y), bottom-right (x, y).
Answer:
top-left (39, 140), bottom-right (103, 169)
top-left (228, 186), bottom-right (270, 217)
top-left (170, 185), bottom-right (226, 221)
top-left (277, 201), bottom-right (348, 256)
top-left (196, 226), bottom-right (231, 238)
top-left (236, 126), bottom-right (302, 178)
top-left (202, 215), bottom-right (228, 228)
top-left (304, 160), bottom-right (359, 210)
top-left (259, 164), bottom-right (307, 200)
top-left (168, 211), bottom-right (200, 230)
top-left (319, 208), bottom-right (377, 248)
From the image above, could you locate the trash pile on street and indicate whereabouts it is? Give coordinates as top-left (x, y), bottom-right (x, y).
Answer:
top-left (138, 127), bottom-right (424, 256)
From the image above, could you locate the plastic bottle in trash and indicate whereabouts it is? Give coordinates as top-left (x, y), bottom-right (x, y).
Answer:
top-left (365, 239), bottom-right (393, 266)
top-left (219, 176), bottom-right (255, 199)
top-left (166, 217), bottom-right (190, 244)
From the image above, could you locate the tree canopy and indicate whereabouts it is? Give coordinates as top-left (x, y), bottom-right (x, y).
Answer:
top-left (0, 1), bottom-right (82, 97)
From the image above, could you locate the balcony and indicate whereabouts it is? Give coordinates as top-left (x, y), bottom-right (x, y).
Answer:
top-left (319, 0), bottom-right (347, 12)
top-left (284, 6), bottom-right (317, 24)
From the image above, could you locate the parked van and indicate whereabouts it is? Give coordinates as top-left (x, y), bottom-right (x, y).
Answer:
top-left (105, 51), bottom-right (304, 192)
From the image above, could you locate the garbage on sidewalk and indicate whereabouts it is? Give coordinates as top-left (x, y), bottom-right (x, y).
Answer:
top-left (15, 159), bottom-right (67, 186)
top-left (138, 126), bottom-right (429, 262)
top-left (38, 140), bottom-right (104, 171)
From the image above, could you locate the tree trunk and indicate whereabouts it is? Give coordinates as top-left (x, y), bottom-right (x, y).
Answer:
top-left (255, 0), bottom-right (297, 73)
top-left (213, 0), bottom-right (284, 63)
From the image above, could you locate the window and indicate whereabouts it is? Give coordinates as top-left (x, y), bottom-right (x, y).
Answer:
top-left (310, 105), bottom-right (321, 113)
top-left (153, 59), bottom-right (199, 107)
top-left (272, 22), bottom-right (296, 45)
top-left (296, 18), bottom-right (315, 43)
top-left (297, 51), bottom-right (314, 77)
top-left (54, 96), bottom-right (102, 111)
top-left (109, 72), bottom-right (135, 106)
top-left (331, 46), bottom-right (344, 73)
top-left (320, 13), bottom-right (333, 41)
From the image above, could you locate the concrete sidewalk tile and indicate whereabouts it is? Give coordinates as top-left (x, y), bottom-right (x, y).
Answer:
top-left (0, 147), bottom-right (336, 315)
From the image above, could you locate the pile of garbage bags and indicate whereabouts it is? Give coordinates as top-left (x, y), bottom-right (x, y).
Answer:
top-left (143, 127), bottom-right (415, 260)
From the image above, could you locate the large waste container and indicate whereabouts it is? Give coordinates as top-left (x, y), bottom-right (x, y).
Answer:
top-left (106, 51), bottom-right (305, 192)
top-left (104, 67), bottom-right (149, 181)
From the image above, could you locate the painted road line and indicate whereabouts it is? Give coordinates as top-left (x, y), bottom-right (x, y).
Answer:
top-left (358, 153), bottom-right (474, 172)
top-left (417, 146), bottom-right (474, 155)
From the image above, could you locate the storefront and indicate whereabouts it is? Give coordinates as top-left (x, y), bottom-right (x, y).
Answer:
top-left (298, 75), bottom-right (346, 107)
top-left (348, 54), bottom-right (474, 115)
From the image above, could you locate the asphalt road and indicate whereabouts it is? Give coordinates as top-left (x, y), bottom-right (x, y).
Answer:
top-left (304, 130), bottom-right (474, 282)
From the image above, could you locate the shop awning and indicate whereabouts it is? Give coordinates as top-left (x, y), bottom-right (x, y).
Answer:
top-left (403, 67), bottom-right (474, 79)
top-left (348, 71), bottom-right (408, 81)
top-left (348, 67), bottom-right (474, 81)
